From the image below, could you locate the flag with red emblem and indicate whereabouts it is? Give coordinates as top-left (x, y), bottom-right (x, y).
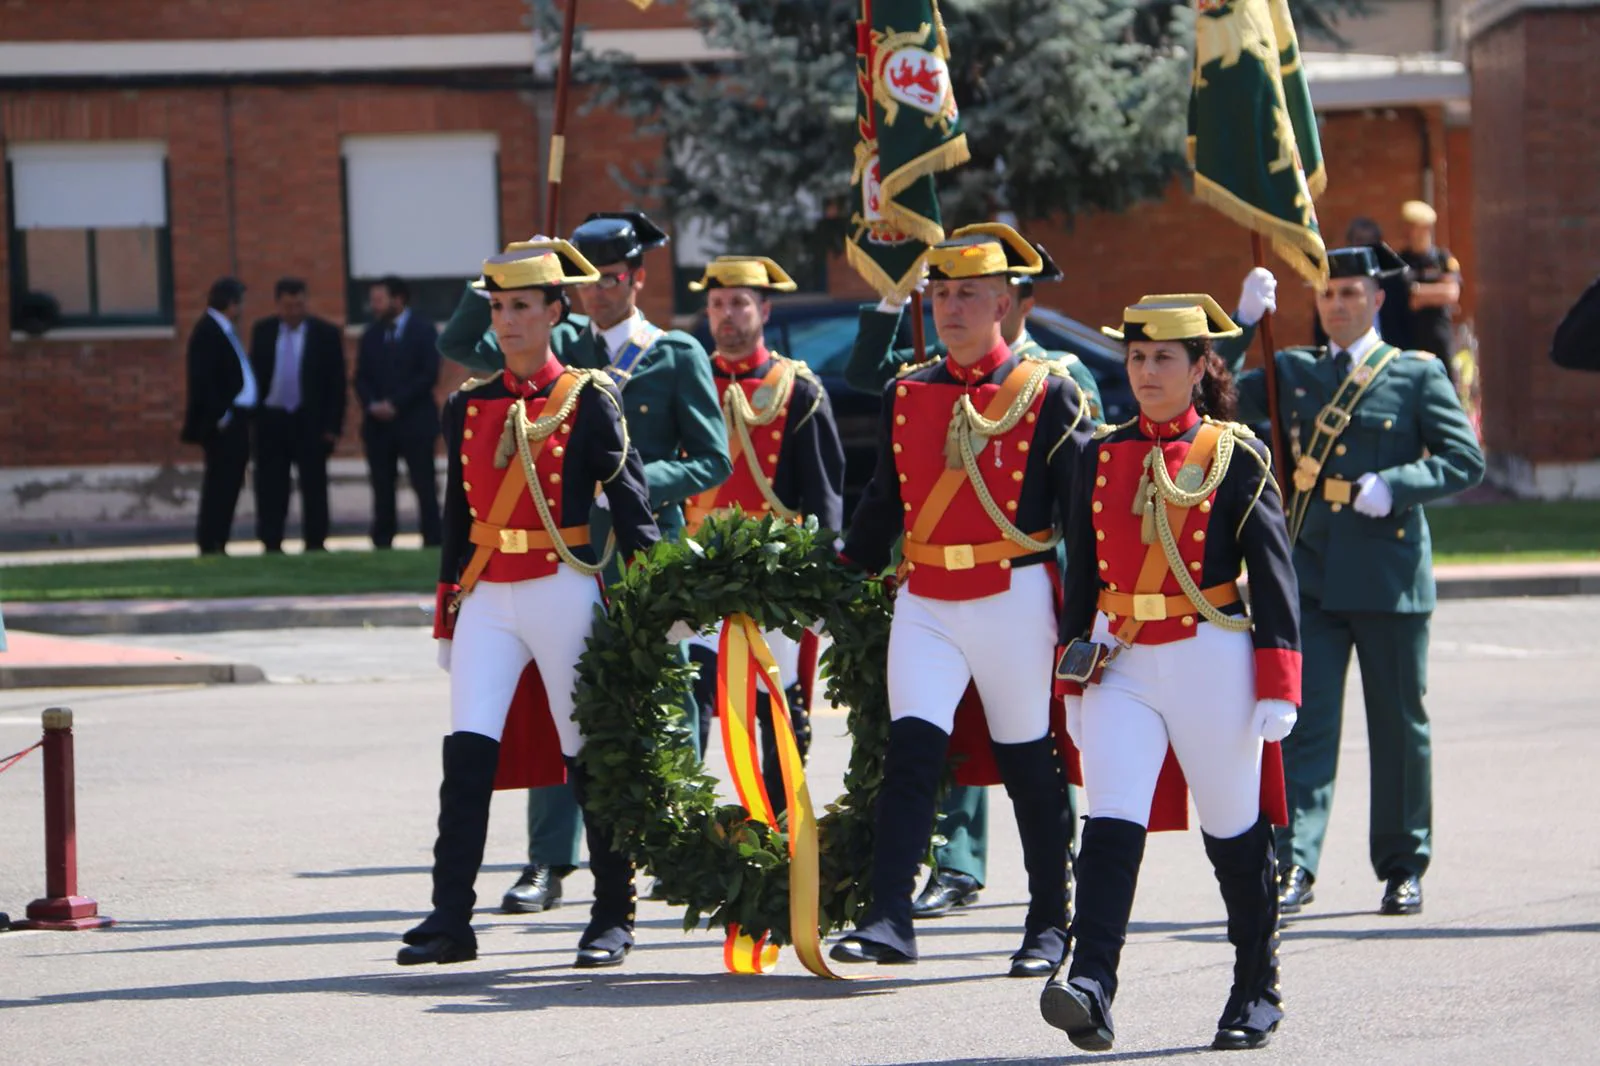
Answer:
top-left (847, 0), bottom-right (971, 301)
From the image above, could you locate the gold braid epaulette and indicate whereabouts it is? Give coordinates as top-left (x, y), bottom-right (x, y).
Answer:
top-left (895, 356), bottom-right (941, 378)
top-left (791, 361), bottom-right (825, 426)
top-left (1092, 416), bottom-right (1138, 441)
top-left (458, 373), bottom-right (501, 393)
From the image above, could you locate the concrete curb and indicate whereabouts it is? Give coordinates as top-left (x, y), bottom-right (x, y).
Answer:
top-left (3, 595), bottom-right (431, 636)
top-left (3, 566), bottom-right (1598, 638)
top-left (0, 661), bottom-right (267, 689)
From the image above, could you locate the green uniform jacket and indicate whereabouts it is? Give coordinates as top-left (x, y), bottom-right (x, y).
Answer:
top-left (437, 288), bottom-right (731, 540)
top-left (842, 305), bottom-right (1104, 422)
top-left (1224, 339), bottom-right (1484, 613)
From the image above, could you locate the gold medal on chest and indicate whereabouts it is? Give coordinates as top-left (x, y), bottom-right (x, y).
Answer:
top-left (751, 384), bottom-right (775, 410)
top-left (1174, 463), bottom-right (1206, 493)
top-left (1352, 364), bottom-right (1374, 386)
top-left (1292, 455), bottom-right (1321, 494)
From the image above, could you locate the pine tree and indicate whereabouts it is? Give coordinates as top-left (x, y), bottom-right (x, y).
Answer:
top-left (567, 0), bottom-right (1361, 271)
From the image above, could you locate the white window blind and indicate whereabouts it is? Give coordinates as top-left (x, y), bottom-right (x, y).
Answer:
top-left (8, 142), bottom-right (167, 229)
top-left (342, 134), bottom-right (499, 278)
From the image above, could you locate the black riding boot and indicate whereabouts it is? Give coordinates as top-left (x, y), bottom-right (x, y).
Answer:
top-left (757, 681), bottom-right (813, 821)
top-left (1204, 816), bottom-right (1284, 1050)
top-left (829, 717), bottom-right (950, 964)
top-left (1040, 816), bottom-right (1147, 1051)
top-left (398, 731), bottom-right (500, 965)
top-left (567, 754), bottom-right (636, 968)
top-left (992, 735), bottom-right (1072, 977)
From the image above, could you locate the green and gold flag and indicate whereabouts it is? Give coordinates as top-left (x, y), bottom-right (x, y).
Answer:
top-left (1189, 0), bottom-right (1327, 285)
top-left (847, 0), bottom-right (970, 301)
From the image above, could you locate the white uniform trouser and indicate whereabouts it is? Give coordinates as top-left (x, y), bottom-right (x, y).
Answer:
top-left (448, 567), bottom-right (603, 757)
top-left (1079, 614), bottom-right (1262, 839)
top-left (686, 627), bottom-right (801, 689)
top-left (887, 565), bottom-right (1054, 745)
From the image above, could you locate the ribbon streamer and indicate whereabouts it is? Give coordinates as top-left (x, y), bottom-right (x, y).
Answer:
top-left (716, 613), bottom-right (841, 978)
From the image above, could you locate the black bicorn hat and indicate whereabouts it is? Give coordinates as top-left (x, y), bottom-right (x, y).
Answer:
top-left (569, 211), bottom-right (670, 267)
top-left (1028, 241), bottom-right (1063, 285)
top-left (1327, 242), bottom-right (1411, 282)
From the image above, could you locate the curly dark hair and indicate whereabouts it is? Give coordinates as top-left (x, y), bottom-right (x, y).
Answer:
top-left (1180, 338), bottom-right (1238, 422)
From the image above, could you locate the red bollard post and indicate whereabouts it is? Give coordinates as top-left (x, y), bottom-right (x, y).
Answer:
top-left (19, 707), bottom-right (114, 931)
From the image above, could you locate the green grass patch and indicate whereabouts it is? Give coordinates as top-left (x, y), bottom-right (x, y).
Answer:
top-left (1427, 500), bottom-right (1600, 561)
top-left (0, 549), bottom-right (436, 603)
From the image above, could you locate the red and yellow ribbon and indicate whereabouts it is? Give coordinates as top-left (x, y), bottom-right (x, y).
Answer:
top-left (716, 613), bottom-right (840, 978)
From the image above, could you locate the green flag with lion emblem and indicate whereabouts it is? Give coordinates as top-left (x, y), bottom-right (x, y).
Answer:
top-left (847, 0), bottom-right (970, 301)
top-left (1189, 0), bottom-right (1328, 285)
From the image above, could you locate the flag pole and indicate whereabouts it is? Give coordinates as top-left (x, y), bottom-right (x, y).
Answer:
top-left (1249, 234), bottom-right (1289, 493)
top-left (910, 291), bottom-right (926, 359)
top-left (545, 0), bottom-right (581, 234)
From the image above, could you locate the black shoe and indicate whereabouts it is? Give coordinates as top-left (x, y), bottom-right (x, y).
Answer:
top-left (1040, 974), bottom-right (1114, 1052)
top-left (1380, 874), bottom-right (1422, 916)
top-left (1212, 1022), bottom-right (1278, 1050)
top-left (501, 864), bottom-right (571, 914)
top-left (574, 943), bottom-right (631, 969)
top-left (828, 936), bottom-right (915, 965)
top-left (912, 869), bottom-right (981, 919)
top-left (1009, 955), bottom-right (1055, 978)
top-left (1278, 865), bottom-right (1315, 915)
top-left (396, 933), bottom-right (476, 966)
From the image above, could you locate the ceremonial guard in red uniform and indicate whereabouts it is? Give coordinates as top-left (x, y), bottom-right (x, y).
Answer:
top-left (398, 240), bottom-right (660, 970)
top-left (1040, 296), bottom-right (1300, 1052)
top-left (830, 231), bottom-right (1092, 975)
top-left (681, 255), bottom-right (846, 811)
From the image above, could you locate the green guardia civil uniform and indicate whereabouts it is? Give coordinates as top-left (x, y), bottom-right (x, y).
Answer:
top-left (1223, 254), bottom-right (1484, 884)
top-left (437, 217), bottom-right (731, 872)
top-left (842, 227), bottom-right (1099, 887)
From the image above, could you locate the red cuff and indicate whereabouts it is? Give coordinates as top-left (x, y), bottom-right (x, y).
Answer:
top-left (434, 583), bottom-right (461, 640)
top-left (1254, 647), bottom-right (1301, 704)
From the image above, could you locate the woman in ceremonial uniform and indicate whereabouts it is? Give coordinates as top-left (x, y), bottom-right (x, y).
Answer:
top-left (1040, 296), bottom-right (1301, 1052)
top-left (398, 240), bottom-right (660, 970)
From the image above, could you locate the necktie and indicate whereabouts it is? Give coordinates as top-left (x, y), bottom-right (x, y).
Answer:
top-left (1334, 349), bottom-right (1353, 381)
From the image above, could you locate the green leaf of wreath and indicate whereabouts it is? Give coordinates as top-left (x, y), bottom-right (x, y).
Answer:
top-left (573, 512), bottom-right (892, 946)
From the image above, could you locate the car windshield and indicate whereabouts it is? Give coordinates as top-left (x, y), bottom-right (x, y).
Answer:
top-left (781, 315), bottom-right (867, 377)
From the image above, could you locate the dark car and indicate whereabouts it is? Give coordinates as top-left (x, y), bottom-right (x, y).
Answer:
top-left (688, 297), bottom-right (1131, 519)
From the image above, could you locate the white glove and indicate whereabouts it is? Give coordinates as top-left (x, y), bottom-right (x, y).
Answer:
top-left (1236, 267), bottom-right (1278, 326)
top-left (875, 294), bottom-right (911, 314)
top-left (665, 620), bottom-right (698, 643)
top-left (1252, 698), bottom-right (1297, 741)
top-left (592, 492), bottom-right (610, 512)
top-left (1353, 472), bottom-right (1393, 517)
top-left (436, 639), bottom-right (453, 673)
top-left (1064, 696), bottom-right (1084, 748)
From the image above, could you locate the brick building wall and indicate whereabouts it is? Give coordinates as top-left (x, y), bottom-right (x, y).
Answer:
top-left (1470, 4), bottom-right (1600, 491)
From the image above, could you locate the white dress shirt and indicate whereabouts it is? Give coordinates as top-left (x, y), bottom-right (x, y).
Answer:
top-left (1331, 326), bottom-right (1383, 377)
top-left (207, 307), bottom-right (258, 416)
top-left (264, 319), bottom-right (307, 412)
top-left (595, 310), bottom-right (643, 362)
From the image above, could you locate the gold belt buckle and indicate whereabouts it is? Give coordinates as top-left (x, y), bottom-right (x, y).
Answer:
top-left (1322, 478), bottom-right (1352, 504)
top-left (943, 544), bottom-right (976, 570)
top-left (499, 528), bottom-right (529, 554)
top-left (1314, 406), bottom-right (1351, 437)
top-left (1132, 594), bottom-right (1168, 621)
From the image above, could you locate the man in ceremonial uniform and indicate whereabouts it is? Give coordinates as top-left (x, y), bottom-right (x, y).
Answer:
top-left (843, 222), bottom-right (1096, 920)
top-left (831, 230), bottom-right (1091, 975)
top-left (682, 255), bottom-right (846, 812)
top-left (1222, 244), bottom-right (1484, 917)
top-left (437, 211), bottom-right (730, 915)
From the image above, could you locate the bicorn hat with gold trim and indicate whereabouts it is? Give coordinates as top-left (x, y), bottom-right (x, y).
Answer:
top-left (470, 238), bottom-right (600, 292)
top-left (1102, 293), bottom-right (1243, 343)
top-left (686, 255), bottom-right (798, 293)
top-left (924, 224), bottom-right (1043, 282)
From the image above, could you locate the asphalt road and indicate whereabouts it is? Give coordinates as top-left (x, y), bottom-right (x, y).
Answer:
top-left (2, 596), bottom-right (1598, 1065)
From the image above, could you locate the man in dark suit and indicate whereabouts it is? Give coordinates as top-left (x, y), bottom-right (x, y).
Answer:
top-left (249, 277), bottom-right (348, 552)
top-left (181, 277), bottom-right (258, 555)
top-left (355, 276), bottom-right (442, 547)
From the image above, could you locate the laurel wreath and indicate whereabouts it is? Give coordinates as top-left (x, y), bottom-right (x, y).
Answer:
top-left (572, 513), bottom-right (893, 945)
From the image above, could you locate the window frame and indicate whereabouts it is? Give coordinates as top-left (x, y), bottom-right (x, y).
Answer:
top-left (5, 155), bottom-right (175, 331)
top-left (339, 136), bottom-right (503, 327)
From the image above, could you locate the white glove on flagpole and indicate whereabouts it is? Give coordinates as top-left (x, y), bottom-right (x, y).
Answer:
top-left (436, 639), bottom-right (453, 674)
top-left (1065, 695), bottom-right (1084, 748)
top-left (1353, 472), bottom-right (1394, 517)
top-left (875, 294), bottom-right (911, 314)
top-left (1251, 698), bottom-right (1297, 741)
top-left (1236, 267), bottom-right (1279, 326)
